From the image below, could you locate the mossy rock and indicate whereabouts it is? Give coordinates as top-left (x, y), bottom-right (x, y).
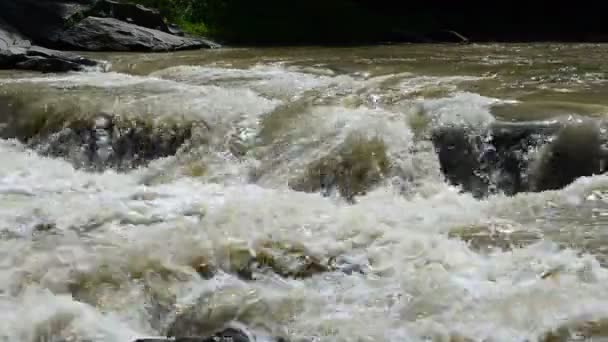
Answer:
top-left (249, 240), bottom-right (331, 279)
top-left (289, 135), bottom-right (391, 201)
top-left (225, 240), bottom-right (332, 280)
top-left (0, 97), bottom-right (209, 171)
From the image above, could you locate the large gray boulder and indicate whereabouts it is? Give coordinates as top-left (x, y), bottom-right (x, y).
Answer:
top-left (51, 16), bottom-right (217, 51)
top-left (0, 0), bottom-right (220, 53)
top-left (134, 328), bottom-right (252, 342)
top-left (0, 19), bottom-right (97, 72)
top-left (0, 19), bottom-right (31, 50)
top-left (89, 0), bottom-right (171, 33)
top-left (0, 46), bottom-right (98, 72)
top-left (0, 0), bottom-right (96, 45)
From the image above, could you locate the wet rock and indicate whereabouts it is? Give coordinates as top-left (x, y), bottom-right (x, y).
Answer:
top-left (189, 256), bottom-right (217, 280)
top-left (0, 18), bottom-right (31, 50)
top-left (226, 240), bottom-right (332, 280)
top-left (0, 46), bottom-right (98, 72)
top-left (167, 297), bottom-right (289, 341)
top-left (87, 0), bottom-right (171, 33)
top-left (167, 297), bottom-right (242, 338)
top-left (0, 0), bottom-right (96, 45)
top-left (328, 255), bottom-right (368, 275)
top-left (168, 24), bottom-right (186, 37)
top-left (431, 120), bottom-right (608, 197)
top-left (137, 327), bottom-right (287, 342)
top-left (1, 105), bottom-right (207, 171)
top-left (0, 19), bottom-right (97, 72)
top-left (33, 222), bottom-right (57, 234)
top-left (0, 0), bottom-right (219, 54)
top-left (50, 17), bottom-right (215, 52)
top-left (530, 121), bottom-right (608, 192)
top-left (135, 332), bottom-right (250, 342)
top-left (289, 135), bottom-right (391, 201)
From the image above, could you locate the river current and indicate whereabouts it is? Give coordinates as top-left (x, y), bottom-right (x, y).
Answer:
top-left (2, 44), bottom-right (608, 341)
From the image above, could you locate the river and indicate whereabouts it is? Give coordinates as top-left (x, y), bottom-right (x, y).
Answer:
top-left (2, 44), bottom-right (608, 341)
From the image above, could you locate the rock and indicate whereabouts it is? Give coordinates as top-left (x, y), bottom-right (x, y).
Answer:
top-left (51, 17), bottom-right (215, 52)
top-left (229, 240), bottom-right (332, 280)
top-left (0, 0), bottom-right (96, 45)
top-left (530, 121), bottom-right (608, 192)
top-left (0, 100), bottom-right (207, 170)
top-left (88, 0), bottom-right (171, 33)
top-left (135, 326), bottom-right (282, 342)
top-left (0, 0), bottom-right (220, 53)
top-left (431, 120), bottom-right (608, 197)
top-left (168, 24), bottom-right (186, 37)
top-left (134, 328), bottom-right (251, 342)
top-left (167, 303), bottom-right (284, 341)
top-left (0, 20), bottom-right (97, 72)
top-left (135, 336), bottom-right (250, 342)
top-left (0, 18), bottom-right (31, 50)
top-left (289, 135), bottom-right (391, 201)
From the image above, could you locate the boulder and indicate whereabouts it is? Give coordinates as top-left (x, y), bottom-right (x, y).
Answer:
top-left (431, 120), bottom-right (608, 197)
top-left (0, 0), bottom-right (220, 53)
top-left (168, 24), bottom-right (186, 37)
top-left (134, 328), bottom-right (251, 342)
top-left (0, 19), bottom-right (97, 72)
top-left (226, 240), bottom-right (333, 281)
top-left (289, 135), bottom-right (391, 201)
top-left (0, 0), bottom-right (96, 45)
top-left (530, 121), bottom-right (608, 192)
top-left (88, 0), bottom-right (171, 33)
top-left (51, 17), bottom-right (216, 52)
top-left (0, 103), bottom-right (205, 170)
top-left (0, 18), bottom-right (31, 50)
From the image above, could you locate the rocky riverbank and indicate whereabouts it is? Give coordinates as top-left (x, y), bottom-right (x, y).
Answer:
top-left (0, 0), bottom-right (219, 72)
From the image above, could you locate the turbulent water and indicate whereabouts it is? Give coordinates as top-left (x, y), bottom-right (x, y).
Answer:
top-left (2, 44), bottom-right (608, 342)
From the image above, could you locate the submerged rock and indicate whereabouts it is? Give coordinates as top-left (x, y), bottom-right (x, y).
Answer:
top-left (135, 328), bottom-right (251, 342)
top-left (167, 295), bottom-right (289, 341)
top-left (51, 17), bottom-right (213, 52)
top-left (289, 135), bottom-right (391, 201)
top-left (0, 102), bottom-right (208, 171)
top-left (530, 121), bottom-right (607, 192)
top-left (230, 240), bottom-right (332, 280)
top-left (139, 327), bottom-right (289, 342)
top-left (431, 119), bottom-right (608, 197)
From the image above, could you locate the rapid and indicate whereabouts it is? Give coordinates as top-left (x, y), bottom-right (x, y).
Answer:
top-left (1, 44), bottom-right (608, 341)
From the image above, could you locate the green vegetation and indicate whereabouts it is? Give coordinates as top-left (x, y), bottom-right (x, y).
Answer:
top-left (120, 1), bottom-right (608, 44)
top-left (123, 0), bottom-right (211, 35)
top-left (123, 0), bottom-right (409, 44)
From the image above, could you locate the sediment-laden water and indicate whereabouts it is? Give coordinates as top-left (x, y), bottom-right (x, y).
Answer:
top-left (2, 44), bottom-right (608, 341)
